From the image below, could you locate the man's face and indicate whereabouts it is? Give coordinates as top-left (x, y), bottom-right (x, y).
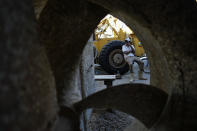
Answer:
top-left (126, 41), bottom-right (130, 46)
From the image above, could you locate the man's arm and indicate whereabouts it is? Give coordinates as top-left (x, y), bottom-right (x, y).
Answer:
top-left (131, 45), bottom-right (135, 53)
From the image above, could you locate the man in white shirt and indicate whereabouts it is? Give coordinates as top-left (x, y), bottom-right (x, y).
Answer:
top-left (122, 38), bottom-right (147, 82)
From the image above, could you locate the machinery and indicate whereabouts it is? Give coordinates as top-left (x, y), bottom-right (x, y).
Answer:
top-left (94, 14), bottom-right (146, 74)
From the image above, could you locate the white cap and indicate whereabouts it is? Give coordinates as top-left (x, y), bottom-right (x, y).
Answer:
top-left (125, 37), bottom-right (130, 42)
top-left (125, 38), bottom-right (133, 42)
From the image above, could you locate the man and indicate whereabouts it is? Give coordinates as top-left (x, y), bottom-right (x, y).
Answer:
top-left (122, 38), bottom-right (147, 82)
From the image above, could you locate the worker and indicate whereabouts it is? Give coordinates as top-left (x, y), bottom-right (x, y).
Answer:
top-left (122, 38), bottom-right (147, 82)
